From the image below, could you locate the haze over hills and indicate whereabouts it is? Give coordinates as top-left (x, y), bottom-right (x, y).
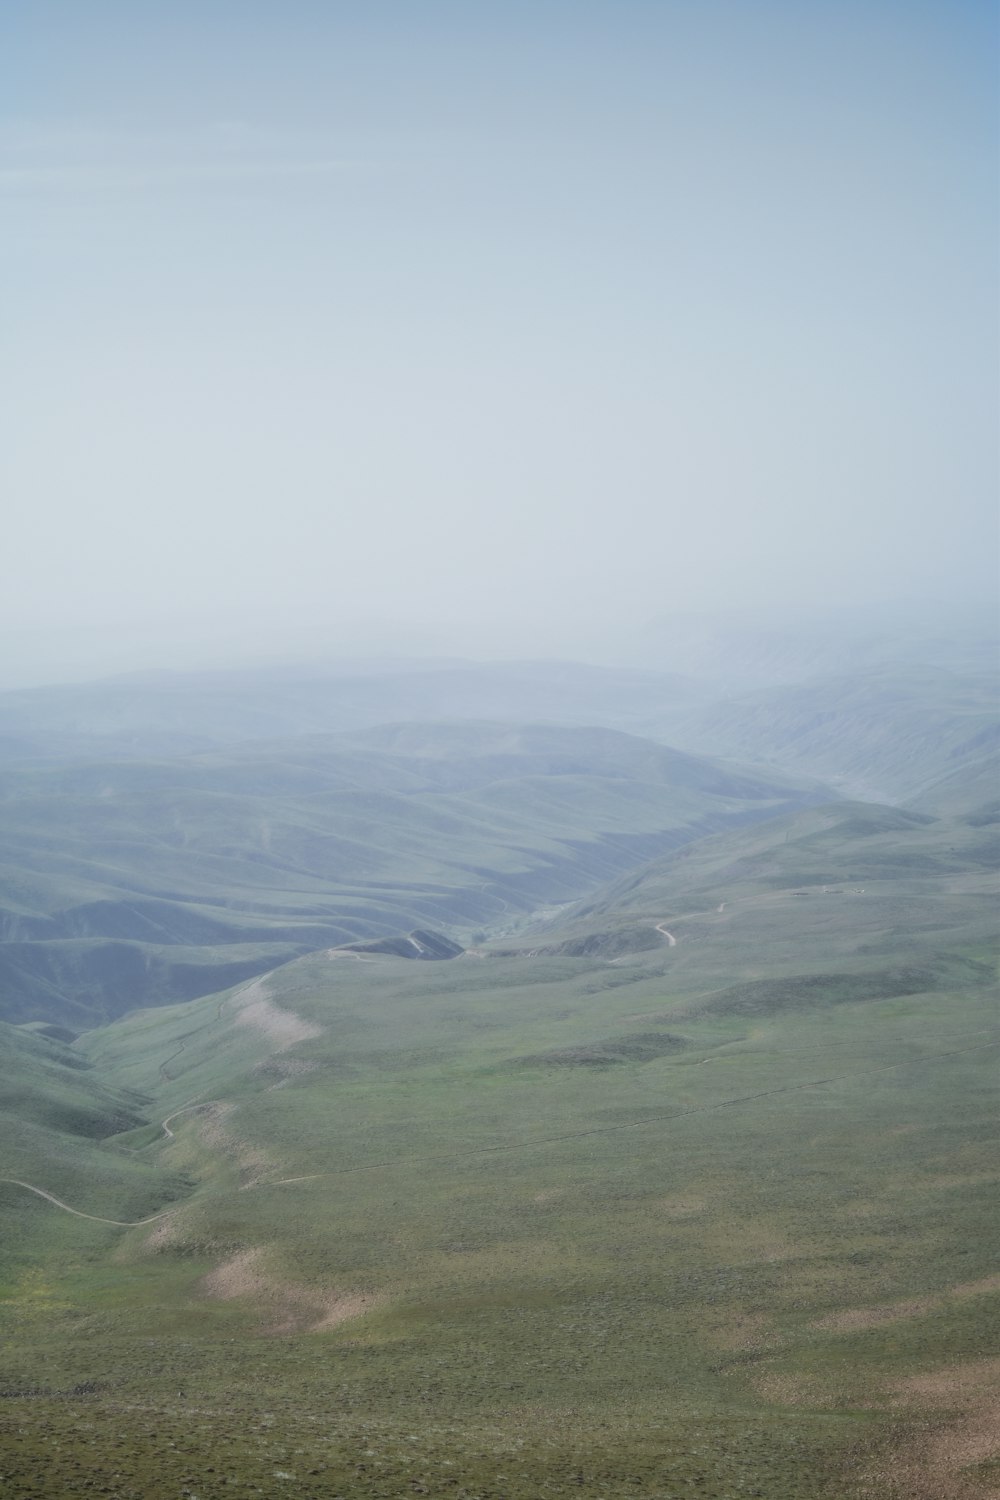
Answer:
top-left (0, 719), bottom-right (820, 1027)
top-left (668, 664), bottom-right (1000, 803)
top-left (0, 659), bottom-right (711, 763)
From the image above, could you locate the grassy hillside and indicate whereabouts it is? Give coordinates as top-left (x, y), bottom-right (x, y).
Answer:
top-left (0, 722), bottom-right (819, 1026)
top-left (0, 798), bottom-right (995, 1498)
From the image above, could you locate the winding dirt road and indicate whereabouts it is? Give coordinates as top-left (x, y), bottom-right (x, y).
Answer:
top-left (159, 1100), bottom-right (220, 1141)
top-left (0, 1178), bottom-right (174, 1227)
top-left (0, 1096), bottom-right (224, 1223)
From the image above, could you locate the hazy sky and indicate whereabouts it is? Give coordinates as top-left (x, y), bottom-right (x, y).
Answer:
top-left (3, 1), bottom-right (997, 679)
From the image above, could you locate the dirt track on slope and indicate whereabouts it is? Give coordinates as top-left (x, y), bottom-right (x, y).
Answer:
top-left (0, 1178), bottom-right (174, 1227)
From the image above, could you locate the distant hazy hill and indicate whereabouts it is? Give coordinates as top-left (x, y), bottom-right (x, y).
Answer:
top-left (666, 665), bottom-right (999, 802)
top-left (0, 722), bottom-right (819, 1026)
top-left (0, 659), bottom-right (708, 764)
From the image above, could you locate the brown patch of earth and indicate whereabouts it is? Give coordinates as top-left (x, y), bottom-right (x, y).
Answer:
top-left (138, 1215), bottom-right (184, 1255)
top-left (657, 1194), bottom-right (708, 1219)
top-left (252, 1055), bottom-right (319, 1090)
top-left (751, 1329), bottom-right (1000, 1496)
top-left (312, 1293), bottom-right (381, 1331)
top-left (813, 1273), bottom-right (1000, 1335)
top-left (201, 1248), bottom-right (381, 1335)
top-left (192, 1101), bottom-right (272, 1188)
top-left (704, 1310), bottom-right (780, 1355)
top-left (234, 977), bottom-right (321, 1050)
top-left (750, 1367), bottom-right (837, 1408)
top-left (814, 1297), bottom-right (936, 1334)
top-left (858, 1358), bottom-right (1000, 1500)
top-left (954, 1274), bottom-right (1000, 1299)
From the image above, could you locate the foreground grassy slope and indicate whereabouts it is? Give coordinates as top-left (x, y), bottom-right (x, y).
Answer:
top-left (0, 722), bottom-right (818, 1026)
top-left (0, 800), bottom-right (996, 1498)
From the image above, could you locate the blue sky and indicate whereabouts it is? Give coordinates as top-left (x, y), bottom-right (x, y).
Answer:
top-left (2, 1), bottom-right (997, 677)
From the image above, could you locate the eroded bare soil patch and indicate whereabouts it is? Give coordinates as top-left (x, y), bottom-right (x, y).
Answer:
top-left (234, 978), bottom-right (321, 1050)
top-left (813, 1273), bottom-right (1000, 1335)
top-left (201, 1248), bottom-right (381, 1335)
top-left (859, 1358), bottom-right (1000, 1500)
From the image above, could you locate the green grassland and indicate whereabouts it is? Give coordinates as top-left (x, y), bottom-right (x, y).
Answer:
top-left (1, 790), bottom-right (996, 1498)
top-left (0, 722), bottom-right (820, 1026)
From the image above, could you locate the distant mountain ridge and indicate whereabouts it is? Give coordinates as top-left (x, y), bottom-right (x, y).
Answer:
top-left (0, 659), bottom-right (709, 764)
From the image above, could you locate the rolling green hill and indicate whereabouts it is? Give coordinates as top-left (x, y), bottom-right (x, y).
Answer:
top-left (0, 791), bottom-right (995, 1499)
top-left (0, 722), bottom-right (820, 1026)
